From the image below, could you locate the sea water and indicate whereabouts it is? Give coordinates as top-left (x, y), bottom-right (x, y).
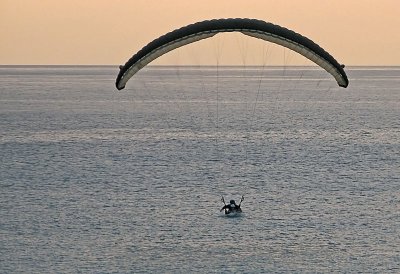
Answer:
top-left (0, 66), bottom-right (399, 273)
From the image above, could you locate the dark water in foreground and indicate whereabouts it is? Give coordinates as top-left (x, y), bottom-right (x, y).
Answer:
top-left (0, 66), bottom-right (399, 273)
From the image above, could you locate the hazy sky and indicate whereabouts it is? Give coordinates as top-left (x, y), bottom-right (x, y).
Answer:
top-left (1, 0), bottom-right (399, 65)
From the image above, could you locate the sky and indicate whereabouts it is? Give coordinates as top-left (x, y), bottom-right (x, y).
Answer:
top-left (1, 0), bottom-right (399, 66)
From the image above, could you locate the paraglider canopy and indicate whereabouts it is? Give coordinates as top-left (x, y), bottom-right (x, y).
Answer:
top-left (116, 18), bottom-right (348, 90)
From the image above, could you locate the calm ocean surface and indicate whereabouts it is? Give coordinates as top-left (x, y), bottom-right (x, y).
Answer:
top-left (0, 66), bottom-right (399, 273)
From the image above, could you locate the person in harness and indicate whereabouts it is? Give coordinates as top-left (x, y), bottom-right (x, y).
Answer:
top-left (220, 195), bottom-right (244, 214)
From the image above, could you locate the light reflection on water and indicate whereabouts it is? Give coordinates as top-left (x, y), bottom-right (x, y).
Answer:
top-left (0, 66), bottom-right (399, 273)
